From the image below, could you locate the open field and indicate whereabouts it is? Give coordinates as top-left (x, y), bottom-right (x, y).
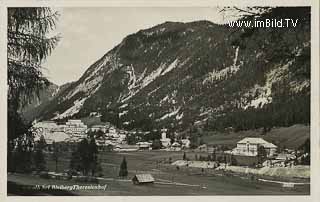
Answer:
top-left (202, 124), bottom-right (310, 149)
top-left (8, 150), bottom-right (310, 195)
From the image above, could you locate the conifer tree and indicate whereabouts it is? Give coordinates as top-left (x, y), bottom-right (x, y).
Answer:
top-left (34, 148), bottom-right (46, 171)
top-left (69, 150), bottom-right (81, 173)
top-left (52, 141), bottom-right (60, 172)
top-left (69, 138), bottom-right (100, 176)
top-left (8, 8), bottom-right (60, 141)
top-left (183, 152), bottom-right (187, 160)
top-left (119, 157), bottom-right (128, 178)
top-left (38, 135), bottom-right (47, 150)
top-left (89, 137), bottom-right (98, 176)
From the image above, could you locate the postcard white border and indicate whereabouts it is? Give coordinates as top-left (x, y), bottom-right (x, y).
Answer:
top-left (0, 1), bottom-right (319, 202)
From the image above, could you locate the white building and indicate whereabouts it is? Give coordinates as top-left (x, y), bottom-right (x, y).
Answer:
top-left (118, 131), bottom-right (127, 144)
top-left (64, 119), bottom-right (87, 138)
top-left (114, 144), bottom-right (139, 152)
top-left (45, 131), bottom-right (69, 143)
top-left (170, 142), bottom-right (181, 151)
top-left (136, 142), bottom-right (152, 150)
top-left (276, 153), bottom-right (296, 160)
top-left (181, 139), bottom-right (191, 148)
top-left (160, 128), bottom-right (171, 148)
top-left (52, 124), bottom-right (66, 132)
top-left (232, 137), bottom-right (277, 157)
top-left (32, 121), bottom-right (69, 143)
top-left (90, 124), bottom-right (109, 133)
top-left (109, 126), bottom-right (117, 134)
top-left (103, 126), bottom-right (119, 139)
top-left (32, 121), bottom-right (58, 135)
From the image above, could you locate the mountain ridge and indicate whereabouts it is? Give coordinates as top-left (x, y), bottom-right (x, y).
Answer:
top-left (30, 16), bottom-right (310, 133)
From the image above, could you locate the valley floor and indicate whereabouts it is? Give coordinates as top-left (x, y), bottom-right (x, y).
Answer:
top-left (7, 150), bottom-right (310, 196)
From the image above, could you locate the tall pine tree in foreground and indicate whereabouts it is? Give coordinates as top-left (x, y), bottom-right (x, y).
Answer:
top-left (7, 8), bottom-right (60, 172)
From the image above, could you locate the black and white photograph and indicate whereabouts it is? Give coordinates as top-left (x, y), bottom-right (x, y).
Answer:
top-left (4, 3), bottom-right (318, 198)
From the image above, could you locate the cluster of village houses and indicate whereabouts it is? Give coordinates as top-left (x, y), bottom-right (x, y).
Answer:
top-left (31, 119), bottom-right (191, 152)
top-left (30, 119), bottom-right (306, 168)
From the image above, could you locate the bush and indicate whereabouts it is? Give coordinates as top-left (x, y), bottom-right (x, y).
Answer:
top-left (39, 171), bottom-right (50, 179)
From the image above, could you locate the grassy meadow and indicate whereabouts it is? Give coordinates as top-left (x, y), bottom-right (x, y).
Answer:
top-left (8, 150), bottom-right (310, 195)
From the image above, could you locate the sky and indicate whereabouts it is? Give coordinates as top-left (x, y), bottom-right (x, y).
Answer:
top-left (43, 7), bottom-right (234, 85)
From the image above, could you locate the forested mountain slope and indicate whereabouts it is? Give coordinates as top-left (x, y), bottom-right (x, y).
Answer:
top-left (34, 8), bottom-right (310, 133)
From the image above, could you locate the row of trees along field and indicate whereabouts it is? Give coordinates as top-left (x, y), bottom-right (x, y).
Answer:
top-left (69, 138), bottom-right (129, 178)
top-left (10, 132), bottom-right (131, 179)
top-left (8, 135), bottom-right (61, 173)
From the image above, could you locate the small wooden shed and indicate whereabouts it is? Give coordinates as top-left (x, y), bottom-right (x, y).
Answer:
top-left (132, 174), bottom-right (155, 185)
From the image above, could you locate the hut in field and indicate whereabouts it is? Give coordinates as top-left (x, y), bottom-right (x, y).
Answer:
top-left (132, 174), bottom-right (155, 185)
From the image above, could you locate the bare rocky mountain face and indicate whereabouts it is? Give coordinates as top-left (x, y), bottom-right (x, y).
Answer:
top-left (31, 10), bottom-right (310, 133)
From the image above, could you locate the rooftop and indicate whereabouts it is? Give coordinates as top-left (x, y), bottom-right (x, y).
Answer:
top-left (237, 137), bottom-right (277, 148)
top-left (132, 174), bottom-right (155, 183)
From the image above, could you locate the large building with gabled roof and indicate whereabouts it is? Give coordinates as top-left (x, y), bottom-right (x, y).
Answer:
top-left (232, 137), bottom-right (277, 157)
